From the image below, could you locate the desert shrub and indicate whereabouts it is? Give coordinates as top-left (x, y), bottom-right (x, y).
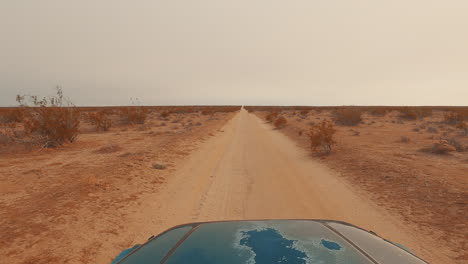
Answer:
top-left (201, 109), bottom-right (214, 115)
top-left (16, 87), bottom-right (80, 148)
top-left (334, 109), bottom-right (362, 126)
top-left (369, 108), bottom-right (388, 117)
top-left (456, 121), bottom-right (467, 129)
top-left (299, 110), bottom-right (309, 117)
top-left (160, 111), bottom-right (170, 119)
top-left (421, 140), bottom-right (457, 154)
top-left (274, 116), bottom-right (287, 129)
top-left (398, 107), bottom-right (432, 120)
top-left (265, 112), bottom-right (279, 122)
top-left (456, 122), bottom-right (468, 136)
top-left (86, 111), bottom-right (112, 131)
top-left (426, 127), bottom-right (438, 134)
top-left (0, 108), bottom-right (24, 123)
top-left (152, 163), bottom-right (167, 170)
top-left (398, 108), bottom-right (418, 120)
top-left (0, 131), bottom-right (12, 145)
top-left (400, 136), bottom-right (411, 143)
top-left (443, 111), bottom-right (464, 125)
top-left (443, 137), bottom-right (466, 152)
top-left (120, 107), bottom-right (148, 124)
top-left (308, 120), bottom-right (336, 154)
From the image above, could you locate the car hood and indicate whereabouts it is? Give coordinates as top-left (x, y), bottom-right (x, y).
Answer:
top-left (113, 219), bottom-right (427, 264)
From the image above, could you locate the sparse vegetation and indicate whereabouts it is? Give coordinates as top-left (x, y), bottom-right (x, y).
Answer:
top-left (265, 112), bottom-right (279, 123)
top-left (443, 111), bottom-right (464, 125)
top-left (160, 111), bottom-right (170, 119)
top-left (119, 107), bottom-right (148, 125)
top-left (398, 107), bottom-right (432, 120)
top-left (420, 138), bottom-right (466, 154)
top-left (443, 137), bottom-right (466, 152)
top-left (274, 116), bottom-right (287, 129)
top-left (86, 111), bottom-right (112, 131)
top-left (426, 126), bottom-right (438, 134)
top-left (299, 110), bottom-right (309, 118)
top-left (400, 136), bottom-right (411, 143)
top-left (0, 108), bottom-right (24, 124)
top-left (334, 109), bottom-right (362, 126)
top-left (308, 120), bottom-right (336, 154)
top-left (16, 87), bottom-right (81, 148)
top-left (152, 163), bottom-right (167, 170)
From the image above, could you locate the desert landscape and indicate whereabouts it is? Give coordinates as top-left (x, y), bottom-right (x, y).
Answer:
top-left (0, 102), bottom-right (467, 264)
top-left (2, 1), bottom-right (468, 264)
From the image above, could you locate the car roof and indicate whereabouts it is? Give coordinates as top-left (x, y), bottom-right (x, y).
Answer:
top-left (115, 219), bottom-right (428, 264)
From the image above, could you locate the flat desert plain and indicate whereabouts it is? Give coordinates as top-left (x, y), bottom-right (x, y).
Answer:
top-left (1, 106), bottom-right (467, 264)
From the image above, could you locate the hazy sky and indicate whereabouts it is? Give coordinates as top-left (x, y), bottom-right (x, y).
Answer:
top-left (1, 1), bottom-right (467, 106)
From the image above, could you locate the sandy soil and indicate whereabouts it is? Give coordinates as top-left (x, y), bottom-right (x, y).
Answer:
top-left (0, 110), bottom-right (235, 263)
top-left (253, 109), bottom-right (467, 264)
top-left (0, 108), bottom-right (463, 263)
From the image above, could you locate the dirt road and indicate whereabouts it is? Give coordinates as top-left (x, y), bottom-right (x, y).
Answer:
top-left (111, 108), bottom-right (450, 264)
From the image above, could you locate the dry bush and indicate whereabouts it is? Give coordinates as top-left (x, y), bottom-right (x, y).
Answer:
top-left (420, 138), bottom-right (466, 154)
top-left (456, 122), bottom-right (468, 136)
top-left (308, 120), bottom-right (336, 154)
top-left (0, 108), bottom-right (24, 123)
top-left (398, 108), bottom-right (418, 120)
top-left (119, 107), bottom-right (148, 124)
top-left (443, 111), bottom-right (464, 125)
top-left (443, 137), bottom-right (466, 152)
top-left (160, 111), bottom-right (170, 119)
top-left (368, 108), bottom-right (388, 117)
top-left (299, 110), bottom-right (309, 118)
top-left (456, 121), bottom-right (467, 129)
top-left (334, 109), bottom-right (362, 126)
top-left (274, 116), bottom-right (287, 129)
top-left (201, 109), bottom-right (214, 115)
top-left (426, 126), bottom-right (438, 134)
top-left (400, 136), bottom-right (411, 143)
top-left (152, 163), bottom-right (167, 170)
top-left (398, 107), bottom-right (432, 120)
top-left (17, 88), bottom-right (80, 148)
top-left (265, 112), bottom-right (279, 122)
top-left (86, 111), bottom-right (112, 131)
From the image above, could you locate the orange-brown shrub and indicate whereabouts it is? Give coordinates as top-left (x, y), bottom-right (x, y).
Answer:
top-left (120, 107), bottom-right (148, 124)
top-left (398, 107), bottom-right (432, 120)
top-left (0, 108), bottom-right (24, 123)
top-left (334, 109), bottom-right (362, 126)
top-left (308, 120), bottom-right (336, 154)
top-left (274, 116), bottom-right (287, 129)
top-left (160, 111), bottom-right (170, 118)
top-left (201, 109), bottom-right (214, 115)
top-left (368, 108), bottom-right (388, 117)
top-left (18, 88), bottom-right (80, 147)
top-left (456, 121), bottom-right (467, 129)
top-left (86, 111), bottom-right (112, 131)
top-left (265, 112), bottom-right (279, 122)
top-left (444, 111), bottom-right (464, 125)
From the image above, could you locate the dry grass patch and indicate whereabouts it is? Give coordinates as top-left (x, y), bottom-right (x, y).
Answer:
top-left (119, 107), bottom-right (148, 125)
